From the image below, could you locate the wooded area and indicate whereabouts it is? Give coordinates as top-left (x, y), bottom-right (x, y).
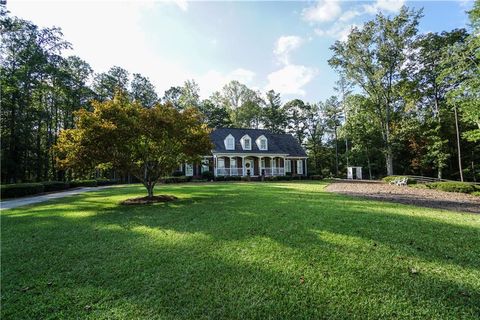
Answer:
top-left (1, 3), bottom-right (479, 183)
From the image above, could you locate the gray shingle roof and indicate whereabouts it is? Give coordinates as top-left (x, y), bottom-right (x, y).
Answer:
top-left (210, 128), bottom-right (307, 157)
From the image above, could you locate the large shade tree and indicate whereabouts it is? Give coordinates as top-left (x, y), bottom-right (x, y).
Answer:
top-left (55, 93), bottom-right (212, 198)
top-left (329, 7), bottom-right (422, 175)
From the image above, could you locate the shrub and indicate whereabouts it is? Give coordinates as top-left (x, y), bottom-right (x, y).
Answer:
top-left (191, 179), bottom-right (208, 183)
top-left (172, 170), bottom-right (183, 177)
top-left (70, 180), bottom-right (98, 188)
top-left (96, 178), bottom-right (117, 186)
top-left (201, 171), bottom-right (214, 180)
top-left (163, 176), bottom-right (192, 184)
top-left (42, 181), bottom-right (70, 192)
top-left (472, 191), bottom-right (480, 197)
top-left (1, 183), bottom-right (45, 199)
top-left (382, 176), bottom-right (417, 185)
top-left (426, 182), bottom-right (476, 194)
top-left (309, 175), bottom-right (323, 180)
top-left (225, 176), bottom-right (242, 181)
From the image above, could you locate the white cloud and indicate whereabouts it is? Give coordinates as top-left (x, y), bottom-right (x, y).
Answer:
top-left (266, 64), bottom-right (317, 96)
top-left (363, 0), bottom-right (405, 14)
top-left (7, 1), bottom-right (256, 100)
top-left (339, 9), bottom-right (361, 22)
top-left (302, 0), bottom-right (342, 23)
top-left (274, 35), bottom-right (304, 65)
top-left (315, 23), bottom-right (359, 41)
top-left (196, 68), bottom-right (256, 98)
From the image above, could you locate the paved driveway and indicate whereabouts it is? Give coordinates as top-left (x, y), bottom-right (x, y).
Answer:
top-left (0, 186), bottom-right (115, 210)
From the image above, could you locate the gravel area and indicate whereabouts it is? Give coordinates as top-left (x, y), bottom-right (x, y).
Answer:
top-left (326, 180), bottom-right (480, 214)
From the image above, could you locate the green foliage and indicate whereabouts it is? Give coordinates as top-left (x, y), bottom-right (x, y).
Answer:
top-left (162, 176), bottom-right (192, 184)
top-left (42, 181), bottom-right (70, 192)
top-left (0, 183), bottom-right (44, 198)
top-left (426, 182), bottom-right (476, 194)
top-left (70, 180), bottom-right (98, 188)
top-left (95, 178), bottom-right (117, 186)
top-left (201, 171), bottom-right (214, 180)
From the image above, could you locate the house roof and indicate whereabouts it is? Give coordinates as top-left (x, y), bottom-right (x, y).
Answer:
top-left (210, 128), bottom-right (307, 157)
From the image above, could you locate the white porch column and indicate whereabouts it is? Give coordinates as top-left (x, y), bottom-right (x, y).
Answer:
top-left (259, 156), bottom-right (263, 176)
top-left (230, 156), bottom-right (235, 176)
top-left (281, 156), bottom-right (286, 176)
top-left (241, 156), bottom-right (245, 176)
top-left (213, 155), bottom-right (217, 177)
top-left (304, 159), bottom-right (307, 176)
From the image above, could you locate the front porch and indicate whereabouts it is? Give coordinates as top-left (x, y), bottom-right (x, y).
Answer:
top-left (213, 155), bottom-right (305, 177)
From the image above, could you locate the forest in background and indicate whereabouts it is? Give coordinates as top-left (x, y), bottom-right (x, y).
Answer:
top-left (1, 3), bottom-right (479, 183)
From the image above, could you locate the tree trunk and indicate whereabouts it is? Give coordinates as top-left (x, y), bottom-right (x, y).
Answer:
top-left (366, 148), bottom-right (372, 180)
top-left (437, 168), bottom-right (442, 180)
top-left (386, 148), bottom-right (394, 176)
top-left (454, 106), bottom-right (464, 182)
top-left (334, 127), bottom-right (339, 176)
top-left (147, 184), bottom-right (154, 198)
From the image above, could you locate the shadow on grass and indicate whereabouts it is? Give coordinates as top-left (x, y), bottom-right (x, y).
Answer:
top-left (2, 182), bottom-right (480, 319)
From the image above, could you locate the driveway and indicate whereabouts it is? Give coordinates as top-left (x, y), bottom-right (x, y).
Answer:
top-left (0, 186), bottom-right (116, 210)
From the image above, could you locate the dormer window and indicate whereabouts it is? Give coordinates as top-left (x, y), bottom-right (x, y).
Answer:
top-left (256, 135), bottom-right (268, 151)
top-left (224, 134), bottom-right (235, 150)
top-left (241, 135), bottom-right (252, 150)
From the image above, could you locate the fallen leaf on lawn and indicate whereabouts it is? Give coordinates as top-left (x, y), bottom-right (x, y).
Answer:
top-left (84, 305), bottom-right (92, 311)
top-left (409, 268), bottom-right (419, 275)
top-left (300, 276), bottom-right (305, 284)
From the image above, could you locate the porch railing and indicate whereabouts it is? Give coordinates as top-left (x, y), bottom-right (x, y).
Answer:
top-left (216, 168), bottom-right (244, 176)
top-left (216, 167), bottom-right (286, 176)
top-left (262, 167), bottom-right (285, 176)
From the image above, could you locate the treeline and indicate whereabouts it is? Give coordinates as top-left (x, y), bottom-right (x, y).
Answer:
top-left (1, 4), bottom-right (479, 183)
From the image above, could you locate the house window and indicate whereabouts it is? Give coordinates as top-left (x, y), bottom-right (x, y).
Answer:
top-left (201, 160), bottom-right (209, 173)
top-left (296, 160), bottom-right (303, 175)
top-left (241, 135), bottom-right (252, 150)
top-left (185, 164), bottom-right (193, 176)
top-left (261, 159), bottom-right (265, 168)
top-left (285, 160), bottom-right (291, 173)
top-left (256, 135), bottom-right (268, 150)
top-left (244, 138), bottom-right (251, 149)
top-left (260, 139), bottom-right (267, 150)
top-left (230, 158), bottom-right (236, 168)
top-left (225, 134), bottom-right (235, 150)
top-left (218, 158), bottom-right (225, 168)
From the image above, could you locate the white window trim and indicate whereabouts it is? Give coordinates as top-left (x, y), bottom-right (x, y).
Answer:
top-left (240, 134), bottom-right (252, 150)
top-left (256, 135), bottom-right (268, 151)
top-left (296, 160), bottom-right (303, 175)
top-left (224, 134), bottom-right (235, 150)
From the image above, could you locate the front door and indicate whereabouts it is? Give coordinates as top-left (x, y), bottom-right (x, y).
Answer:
top-left (245, 159), bottom-right (254, 176)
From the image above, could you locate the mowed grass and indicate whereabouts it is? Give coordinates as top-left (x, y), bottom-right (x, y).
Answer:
top-left (1, 182), bottom-right (479, 320)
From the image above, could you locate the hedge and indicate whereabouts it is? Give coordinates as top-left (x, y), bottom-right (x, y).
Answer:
top-left (43, 181), bottom-right (70, 192)
top-left (70, 180), bottom-right (98, 188)
top-left (163, 176), bottom-right (192, 184)
top-left (96, 178), bottom-right (118, 186)
top-left (426, 182), bottom-right (476, 194)
top-left (1, 183), bottom-right (45, 199)
top-left (382, 176), bottom-right (417, 185)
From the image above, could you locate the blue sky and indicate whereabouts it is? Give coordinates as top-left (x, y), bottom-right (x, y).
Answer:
top-left (9, 0), bottom-right (475, 103)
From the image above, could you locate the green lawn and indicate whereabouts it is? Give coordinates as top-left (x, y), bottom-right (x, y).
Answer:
top-left (2, 182), bottom-right (479, 319)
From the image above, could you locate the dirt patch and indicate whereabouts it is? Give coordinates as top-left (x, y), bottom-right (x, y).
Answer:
top-left (120, 195), bottom-right (178, 205)
top-left (326, 180), bottom-right (480, 214)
